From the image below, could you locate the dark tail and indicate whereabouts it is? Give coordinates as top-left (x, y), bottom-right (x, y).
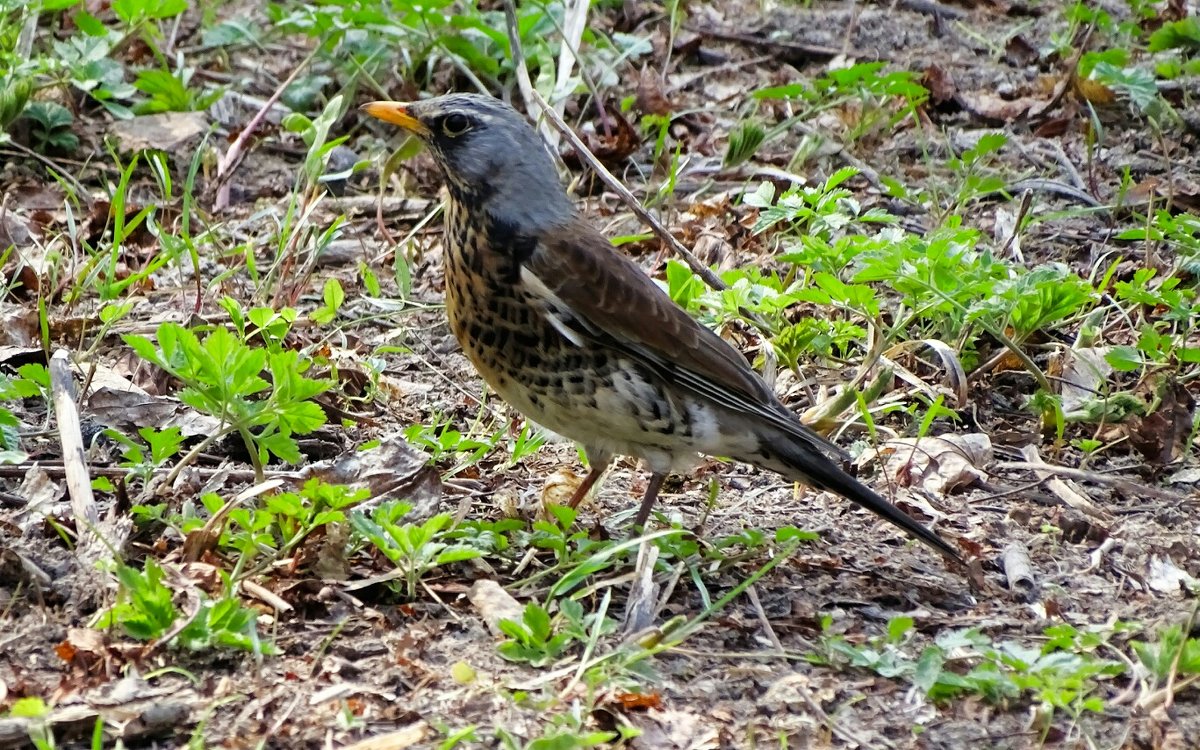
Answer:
top-left (745, 437), bottom-right (963, 565)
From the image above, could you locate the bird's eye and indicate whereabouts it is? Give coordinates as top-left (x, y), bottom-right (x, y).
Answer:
top-left (441, 113), bottom-right (471, 136)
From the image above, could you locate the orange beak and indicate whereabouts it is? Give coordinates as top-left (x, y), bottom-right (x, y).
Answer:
top-left (360, 101), bottom-right (430, 137)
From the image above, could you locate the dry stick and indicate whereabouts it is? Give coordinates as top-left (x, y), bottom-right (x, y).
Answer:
top-left (0, 462), bottom-right (296, 483)
top-left (622, 541), bottom-right (660, 635)
top-left (500, 0), bottom-right (560, 154)
top-left (745, 584), bottom-right (784, 653)
top-left (49, 350), bottom-right (109, 571)
top-left (993, 460), bottom-right (1188, 504)
top-left (213, 46), bottom-right (319, 212)
top-left (999, 189), bottom-right (1033, 261)
top-left (0, 141), bottom-right (90, 199)
top-left (549, 0), bottom-right (590, 150)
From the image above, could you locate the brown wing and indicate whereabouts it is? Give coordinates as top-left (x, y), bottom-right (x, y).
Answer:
top-left (523, 216), bottom-right (845, 457)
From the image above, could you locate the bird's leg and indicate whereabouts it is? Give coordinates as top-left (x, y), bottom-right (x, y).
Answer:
top-left (633, 473), bottom-right (666, 528)
top-left (565, 460), bottom-right (609, 510)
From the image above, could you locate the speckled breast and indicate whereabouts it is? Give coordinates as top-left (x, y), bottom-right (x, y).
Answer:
top-left (438, 199), bottom-right (704, 459)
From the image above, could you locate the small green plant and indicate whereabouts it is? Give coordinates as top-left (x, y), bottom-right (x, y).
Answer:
top-left (134, 480), bottom-right (366, 573)
top-left (494, 725), bottom-right (617, 750)
top-left (1132, 621), bottom-right (1200, 687)
top-left (263, 479), bottom-right (367, 554)
top-left (96, 558), bottom-right (275, 654)
top-left (754, 62), bottom-right (929, 144)
top-left (106, 426), bottom-right (186, 483)
top-left (723, 119), bottom-right (766, 167)
top-left (97, 559), bottom-right (178, 640)
top-left (507, 422), bottom-right (548, 466)
top-left (123, 321), bottom-right (332, 477)
top-left (175, 593), bottom-right (277, 653)
top-left (20, 101), bottom-right (79, 152)
top-left (350, 502), bottom-right (482, 600)
top-left (132, 65), bottom-right (221, 114)
top-left (497, 598), bottom-right (618, 668)
top-left (404, 415), bottom-right (499, 468)
top-left (7, 696), bottom-right (54, 750)
top-left (810, 616), bottom-right (1126, 728)
top-left (943, 131), bottom-right (1008, 211)
top-left (497, 601), bottom-right (575, 667)
top-left (309, 278), bottom-right (345, 325)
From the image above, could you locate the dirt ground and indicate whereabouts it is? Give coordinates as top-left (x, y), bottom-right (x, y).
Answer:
top-left (1, 0), bottom-right (1199, 748)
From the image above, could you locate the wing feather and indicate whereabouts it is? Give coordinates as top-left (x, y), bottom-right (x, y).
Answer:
top-left (523, 217), bottom-right (844, 459)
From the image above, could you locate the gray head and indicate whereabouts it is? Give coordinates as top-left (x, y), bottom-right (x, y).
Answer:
top-left (362, 93), bottom-right (574, 231)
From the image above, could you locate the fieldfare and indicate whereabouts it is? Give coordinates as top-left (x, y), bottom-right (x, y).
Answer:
top-left (362, 93), bottom-right (961, 565)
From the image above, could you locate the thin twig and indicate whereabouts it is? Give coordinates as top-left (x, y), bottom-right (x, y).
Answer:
top-left (527, 88), bottom-right (784, 337)
top-left (993, 461), bottom-right (1188, 503)
top-left (746, 584), bottom-right (784, 653)
top-left (213, 46), bottom-right (319, 212)
top-left (500, 0), bottom-right (560, 151)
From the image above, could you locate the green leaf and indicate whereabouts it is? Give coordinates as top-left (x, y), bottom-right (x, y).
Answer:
top-left (435, 547), bottom-right (481, 565)
top-left (497, 619), bottom-right (528, 642)
top-left (523, 603), bottom-right (552, 643)
top-left (258, 431), bottom-right (302, 463)
top-left (888, 616), bottom-right (914, 643)
top-left (1091, 63), bottom-right (1160, 114)
top-left (753, 83), bottom-right (809, 100)
top-left (112, 0), bottom-right (187, 24)
top-left (1148, 18), bottom-right (1200, 53)
top-left (9, 696), bottom-right (50, 719)
top-left (914, 647), bottom-right (944, 694)
top-left (774, 526), bottom-right (819, 544)
top-left (322, 278), bottom-right (344, 310)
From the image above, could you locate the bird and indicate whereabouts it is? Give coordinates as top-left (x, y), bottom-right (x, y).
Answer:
top-left (361, 93), bottom-right (962, 565)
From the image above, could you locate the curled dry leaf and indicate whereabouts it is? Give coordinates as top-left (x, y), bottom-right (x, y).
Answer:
top-left (612, 691), bottom-right (664, 711)
top-left (863, 433), bottom-right (993, 496)
top-left (88, 386), bottom-right (222, 438)
top-left (630, 708), bottom-right (720, 750)
top-left (302, 434), bottom-right (442, 519)
top-left (957, 91), bottom-right (1042, 124)
top-left (1001, 541), bottom-right (1038, 601)
top-left (636, 65), bottom-right (673, 116)
top-left (542, 466), bottom-right (587, 510)
top-left (574, 105), bottom-right (642, 165)
top-left (14, 466), bottom-right (63, 533)
top-left (1003, 35), bottom-right (1039, 67)
top-left (1146, 555), bottom-right (1199, 596)
top-left (467, 579), bottom-right (523, 637)
top-left (1127, 380), bottom-right (1194, 466)
top-left (1057, 346), bottom-right (1114, 415)
top-left (922, 63), bottom-right (957, 105)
